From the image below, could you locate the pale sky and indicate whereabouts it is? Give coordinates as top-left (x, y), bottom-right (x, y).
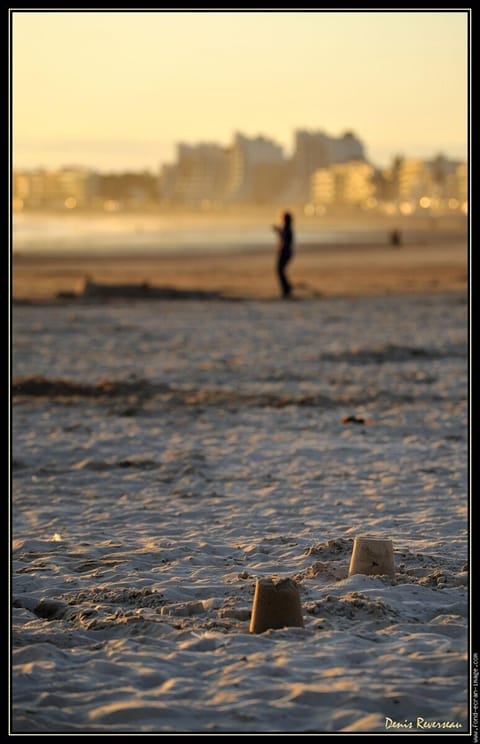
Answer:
top-left (11, 10), bottom-right (469, 172)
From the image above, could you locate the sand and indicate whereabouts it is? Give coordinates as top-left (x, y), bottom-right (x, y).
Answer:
top-left (12, 239), bottom-right (467, 302)
top-left (10, 232), bottom-right (471, 734)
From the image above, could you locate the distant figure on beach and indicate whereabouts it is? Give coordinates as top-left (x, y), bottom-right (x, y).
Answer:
top-left (272, 211), bottom-right (294, 298)
top-left (390, 229), bottom-right (402, 247)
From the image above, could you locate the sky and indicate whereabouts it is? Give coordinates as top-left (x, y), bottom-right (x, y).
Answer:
top-left (11, 10), bottom-right (469, 173)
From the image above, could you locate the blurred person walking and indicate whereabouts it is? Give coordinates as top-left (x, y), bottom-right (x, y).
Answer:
top-left (272, 211), bottom-right (294, 298)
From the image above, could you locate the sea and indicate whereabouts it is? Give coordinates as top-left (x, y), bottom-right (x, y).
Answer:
top-left (12, 210), bottom-right (465, 257)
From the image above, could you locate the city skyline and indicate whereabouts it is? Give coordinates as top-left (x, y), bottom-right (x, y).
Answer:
top-left (12, 125), bottom-right (466, 178)
top-left (11, 10), bottom-right (469, 173)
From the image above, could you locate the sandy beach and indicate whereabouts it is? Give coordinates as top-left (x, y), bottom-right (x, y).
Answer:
top-left (11, 4), bottom-right (471, 732)
top-left (12, 238), bottom-right (467, 302)
top-left (11, 228), bottom-right (471, 734)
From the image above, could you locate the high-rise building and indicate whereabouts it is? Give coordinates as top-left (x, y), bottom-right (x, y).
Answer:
top-left (396, 158), bottom-right (431, 202)
top-left (311, 160), bottom-right (374, 208)
top-left (226, 133), bottom-right (286, 202)
top-left (13, 167), bottom-right (97, 208)
top-left (289, 129), bottom-right (366, 202)
top-left (310, 168), bottom-right (335, 206)
top-left (160, 143), bottom-right (230, 204)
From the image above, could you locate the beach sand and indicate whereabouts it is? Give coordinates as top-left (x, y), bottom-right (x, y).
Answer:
top-left (12, 238), bottom-right (467, 302)
top-left (11, 235), bottom-right (470, 734)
